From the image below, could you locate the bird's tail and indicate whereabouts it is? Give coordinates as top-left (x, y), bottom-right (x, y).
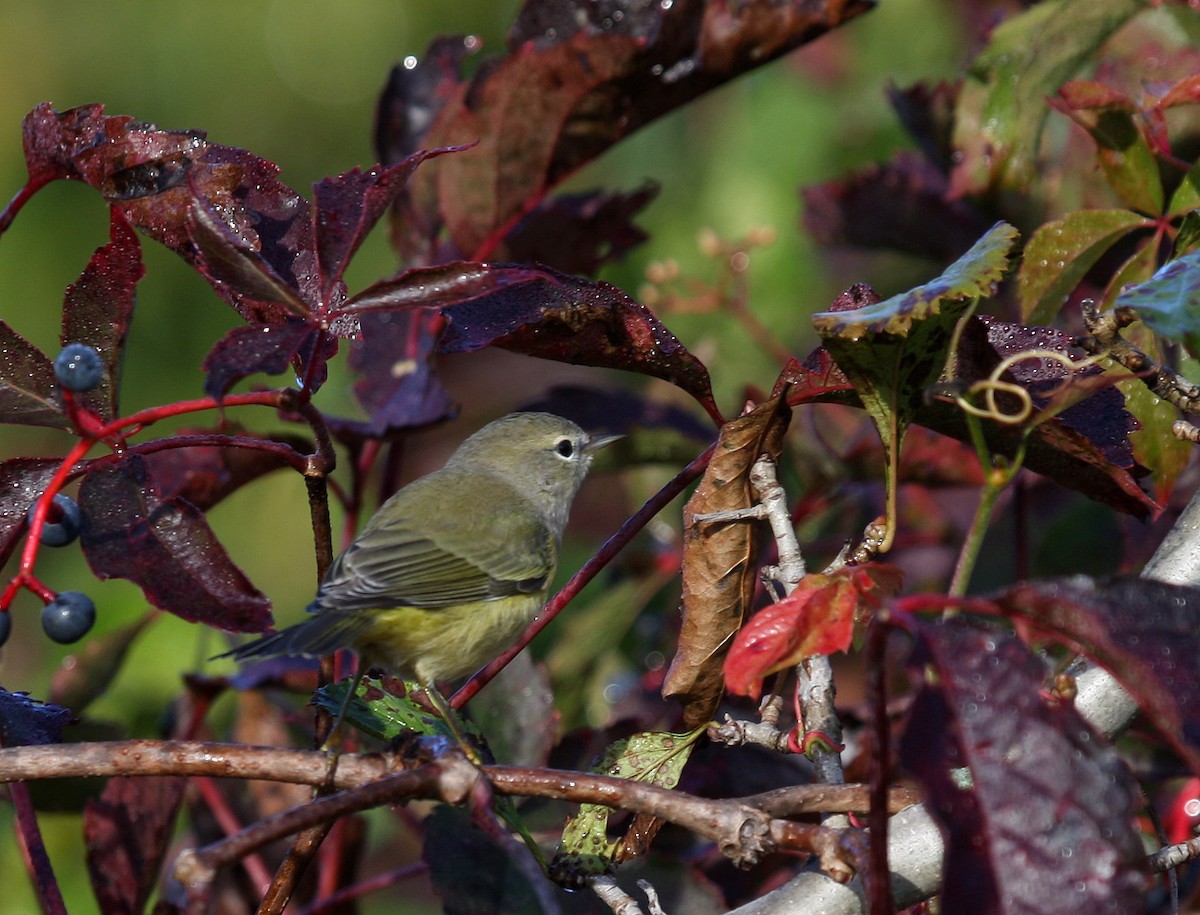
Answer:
top-left (214, 609), bottom-right (372, 663)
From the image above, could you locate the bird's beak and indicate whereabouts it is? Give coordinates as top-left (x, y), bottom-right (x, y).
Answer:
top-left (584, 432), bottom-right (623, 454)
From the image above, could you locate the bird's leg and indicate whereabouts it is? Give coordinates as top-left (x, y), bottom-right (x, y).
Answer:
top-left (422, 684), bottom-right (482, 765)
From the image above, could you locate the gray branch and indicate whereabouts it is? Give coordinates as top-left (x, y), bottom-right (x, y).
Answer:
top-left (729, 485), bottom-right (1200, 913)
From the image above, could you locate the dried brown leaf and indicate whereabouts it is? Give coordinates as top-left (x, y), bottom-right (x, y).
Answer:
top-left (663, 395), bottom-right (791, 728)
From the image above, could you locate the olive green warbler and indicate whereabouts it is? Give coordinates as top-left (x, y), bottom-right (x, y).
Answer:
top-left (222, 412), bottom-right (617, 715)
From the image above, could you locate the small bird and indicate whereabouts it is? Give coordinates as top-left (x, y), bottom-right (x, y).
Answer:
top-left (221, 412), bottom-right (618, 738)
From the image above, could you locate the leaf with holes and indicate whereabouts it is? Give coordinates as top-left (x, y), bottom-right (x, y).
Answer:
top-left (551, 727), bottom-right (703, 886)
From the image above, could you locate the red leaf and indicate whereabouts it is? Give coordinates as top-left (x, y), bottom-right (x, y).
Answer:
top-left (994, 576), bottom-right (1200, 777)
top-left (60, 209), bottom-right (144, 422)
top-left (0, 458), bottom-right (61, 568)
top-left (897, 618), bottom-right (1146, 913)
top-left (0, 320), bottom-right (64, 429)
top-left (78, 455), bottom-right (271, 631)
top-left (724, 564), bottom-right (903, 700)
top-left (84, 775), bottom-right (186, 915)
top-left (201, 319), bottom-right (333, 400)
top-left (437, 267), bottom-right (721, 423)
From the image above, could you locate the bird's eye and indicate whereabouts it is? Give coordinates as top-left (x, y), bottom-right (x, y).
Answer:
top-left (555, 438), bottom-right (575, 458)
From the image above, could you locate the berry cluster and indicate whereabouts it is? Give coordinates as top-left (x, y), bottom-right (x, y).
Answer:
top-left (0, 344), bottom-right (104, 648)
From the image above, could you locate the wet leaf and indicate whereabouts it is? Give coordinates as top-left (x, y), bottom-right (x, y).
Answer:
top-left (201, 318), bottom-right (332, 400)
top-left (724, 564), bottom-right (903, 701)
top-left (0, 688), bottom-right (74, 746)
top-left (813, 221), bottom-right (1020, 550)
top-left (663, 394), bottom-right (791, 728)
top-left (950, 0), bottom-right (1144, 196)
top-left (1017, 208), bottom-right (1151, 329)
top-left (551, 727), bottom-right (703, 885)
top-left (314, 677), bottom-right (455, 742)
top-left (994, 577), bottom-right (1200, 777)
top-left (78, 455), bottom-right (271, 631)
top-left (1051, 81), bottom-right (1163, 216)
top-left (1120, 379), bottom-right (1191, 506)
top-left (1116, 250), bottom-right (1200, 360)
top-left (0, 319), bottom-right (64, 429)
top-left (84, 775), bottom-right (186, 915)
top-left (897, 617), bottom-right (1146, 914)
top-left (0, 458), bottom-right (60, 569)
top-left (387, 0), bottom-right (873, 260)
top-left (312, 150), bottom-right (466, 303)
top-left (60, 209), bottom-right (143, 422)
top-left (428, 265), bottom-right (720, 422)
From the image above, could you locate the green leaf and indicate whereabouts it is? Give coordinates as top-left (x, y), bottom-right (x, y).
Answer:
top-left (1101, 238), bottom-right (1160, 309)
top-left (1168, 160), bottom-right (1200, 218)
top-left (1120, 378), bottom-right (1192, 505)
top-left (812, 221), bottom-right (1021, 550)
top-left (1017, 208), bottom-right (1151, 325)
top-left (951, 0), bottom-right (1146, 195)
top-left (1052, 83), bottom-right (1163, 215)
top-left (1116, 250), bottom-right (1200, 359)
top-left (551, 727), bottom-right (703, 885)
top-left (1174, 210), bottom-right (1200, 258)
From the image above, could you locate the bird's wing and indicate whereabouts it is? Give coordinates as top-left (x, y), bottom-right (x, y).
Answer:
top-left (313, 470), bottom-right (558, 613)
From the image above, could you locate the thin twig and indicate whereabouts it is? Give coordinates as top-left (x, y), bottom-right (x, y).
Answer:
top-left (591, 875), bottom-right (646, 915)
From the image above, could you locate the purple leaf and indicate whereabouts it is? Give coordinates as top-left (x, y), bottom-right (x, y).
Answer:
top-left (802, 151), bottom-right (992, 262)
top-left (0, 320), bottom-right (64, 429)
top-left (437, 267), bottom-right (721, 422)
top-left (0, 458), bottom-right (62, 568)
top-left (186, 193), bottom-right (313, 323)
top-left (141, 430), bottom-right (312, 512)
top-left (78, 455), bottom-right (271, 632)
top-left (201, 319), bottom-right (334, 400)
top-left (0, 689), bottom-right (74, 747)
top-left (503, 184), bottom-right (658, 275)
top-left (385, 0), bottom-right (873, 259)
top-left (84, 775), bottom-right (186, 915)
top-left (313, 149), bottom-right (466, 302)
top-left (60, 208), bottom-right (143, 422)
top-left (897, 618), bottom-right (1146, 913)
top-left (350, 310), bottom-right (457, 434)
top-left (994, 576), bottom-right (1200, 777)
top-left (341, 261), bottom-right (543, 314)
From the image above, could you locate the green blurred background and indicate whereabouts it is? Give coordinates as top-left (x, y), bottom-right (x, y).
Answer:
top-left (0, 0), bottom-right (965, 910)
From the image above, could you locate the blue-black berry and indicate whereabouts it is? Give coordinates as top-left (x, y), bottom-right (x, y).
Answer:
top-left (27, 493), bottom-right (83, 547)
top-left (54, 343), bottom-right (104, 393)
top-left (41, 591), bottom-right (96, 644)
top-left (0, 611), bottom-right (10, 647)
